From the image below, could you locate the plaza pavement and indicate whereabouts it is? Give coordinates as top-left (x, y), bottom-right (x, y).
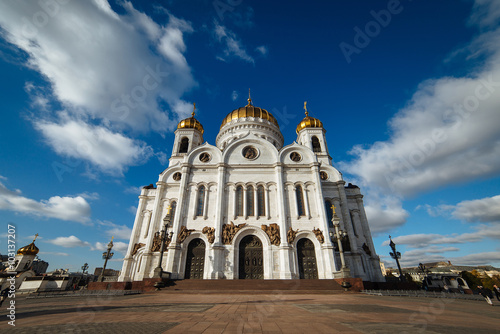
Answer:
top-left (0, 291), bottom-right (499, 333)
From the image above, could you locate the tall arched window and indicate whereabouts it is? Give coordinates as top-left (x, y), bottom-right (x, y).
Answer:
top-left (236, 186), bottom-right (243, 216)
top-left (257, 186), bottom-right (265, 217)
top-left (312, 136), bottom-right (321, 153)
top-left (196, 186), bottom-right (205, 216)
top-left (296, 186), bottom-right (305, 216)
top-left (170, 201), bottom-right (177, 221)
top-left (179, 137), bottom-right (189, 153)
top-left (325, 200), bottom-right (333, 227)
top-left (247, 186), bottom-right (254, 216)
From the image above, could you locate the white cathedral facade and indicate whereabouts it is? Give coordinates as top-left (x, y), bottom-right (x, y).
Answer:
top-left (119, 98), bottom-right (384, 282)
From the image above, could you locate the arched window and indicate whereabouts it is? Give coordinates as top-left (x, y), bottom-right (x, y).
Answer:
top-left (296, 186), bottom-right (305, 216)
top-left (325, 200), bottom-right (333, 227)
top-left (312, 136), bottom-right (321, 153)
top-left (170, 201), bottom-right (177, 221)
top-left (179, 137), bottom-right (189, 153)
top-left (247, 186), bottom-right (254, 216)
top-left (257, 186), bottom-right (265, 217)
top-left (236, 186), bottom-right (243, 216)
top-left (196, 186), bottom-right (205, 216)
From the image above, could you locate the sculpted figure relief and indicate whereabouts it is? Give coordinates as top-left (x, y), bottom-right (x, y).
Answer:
top-left (178, 226), bottom-right (195, 244)
top-left (287, 227), bottom-right (299, 244)
top-left (261, 223), bottom-right (280, 246)
top-left (222, 221), bottom-right (246, 245)
top-left (312, 227), bottom-right (324, 244)
top-left (202, 226), bottom-right (215, 244)
top-left (151, 232), bottom-right (161, 252)
top-left (131, 243), bottom-right (145, 256)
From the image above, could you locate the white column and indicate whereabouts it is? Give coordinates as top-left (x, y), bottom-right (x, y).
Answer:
top-left (254, 186), bottom-right (258, 218)
top-left (303, 185), bottom-right (311, 219)
top-left (192, 186), bottom-right (198, 219)
top-left (293, 186), bottom-right (300, 219)
top-left (233, 186), bottom-right (237, 219)
top-left (275, 163), bottom-right (292, 279)
top-left (265, 185), bottom-right (270, 219)
top-left (211, 163), bottom-right (226, 279)
top-left (243, 186), bottom-right (248, 219)
top-left (142, 210), bottom-right (152, 238)
top-left (203, 185), bottom-right (209, 220)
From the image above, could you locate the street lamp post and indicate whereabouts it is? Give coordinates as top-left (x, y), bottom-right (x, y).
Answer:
top-left (389, 236), bottom-right (405, 282)
top-left (153, 206), bottom-right (173, 279)
top-left (98, 237), bottom-right (114, 282)
top-left (81, 263), bottom-right (89, 274)
top-left (329, 205), bottom-right (350, 278)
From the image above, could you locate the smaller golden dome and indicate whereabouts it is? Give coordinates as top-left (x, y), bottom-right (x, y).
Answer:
top-left (17, 235), bottom-right (39, 256)
top-left (177, 104), bottom-right (204, 134)
top-left (296, 102), bottom-right (323, 133)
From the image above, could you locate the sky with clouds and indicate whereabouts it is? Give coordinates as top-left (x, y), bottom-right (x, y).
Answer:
top-left (0, 0), bottom-right (499, 272)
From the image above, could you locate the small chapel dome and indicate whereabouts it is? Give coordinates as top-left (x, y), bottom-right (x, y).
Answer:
top-left (17, 236), bottom-right (39, 256)
top-left (296, 102), bottom-right (323, 134)
top-left (177, 109), bottom-right (204, 134)
top-left (220, 97), bottom-right (279, 129)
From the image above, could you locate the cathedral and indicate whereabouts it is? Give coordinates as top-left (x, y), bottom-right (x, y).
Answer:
top-left (119, 97), bottom-right (384, 282)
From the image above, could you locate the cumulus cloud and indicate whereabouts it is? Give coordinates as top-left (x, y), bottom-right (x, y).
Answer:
top-left (0, 0), bottom-right (197, 173)
top-left (450, 252), bottom-right (500, 266)
top-left (0, 179), bottom-right (91, 223)
top-left (255, 45), bottom-right (268, 56)
top-left (94, 240), bottom-right (129, 255)
top-left (35, 118), bottom-right (153, 175)
top-left (47, 235), bottom-right (91, 248)
top-left (341, 0), bottom-right (500, 198)
top-left (213, 22), bottom-right (254, 63)
top-left (97, 220), bottom-right (132, 240)
top-left (364, 195), bottom-right (409, 234)
top-left (452, 195), bottom-right (500, 223)
top-left (232, 90), bottom-right (239, 101)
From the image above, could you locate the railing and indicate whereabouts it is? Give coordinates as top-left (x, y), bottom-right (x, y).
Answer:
top-left (27, 289), bottom-right (141, 298)
top-left (361, 289), bottom-right (484, 300)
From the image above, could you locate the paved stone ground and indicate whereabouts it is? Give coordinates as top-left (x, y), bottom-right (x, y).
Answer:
top-left (0, 292), bottom-right (499, 333)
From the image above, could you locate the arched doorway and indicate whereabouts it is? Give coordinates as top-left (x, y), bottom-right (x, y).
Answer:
top-left (297, 238), bottom-right (318, 279)
top-left (239, 235), bottom-right (263, 279)
top-left (184, 239), bottom-right (205, 279)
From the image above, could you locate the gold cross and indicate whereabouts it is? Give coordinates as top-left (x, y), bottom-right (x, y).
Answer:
top-left (33, 233), bottom-right (39, 242)
top-left (304, 101), bottom-right (308, 116)
top-left (330, 205), bottom-right (336, 215)
top-left (111, 236), bottom-right (114, 241)
top-left (192, 102), bottom-right (196, 117)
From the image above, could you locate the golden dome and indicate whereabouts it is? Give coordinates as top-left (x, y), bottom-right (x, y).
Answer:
top-left (17, 235), bottom-right (39, 256)
top-left (296, 102), bottom-right (323, 133)
top-left (177, 105), bottom-right (204, 134)
top-left (220, 98), bottom-right (279, 129)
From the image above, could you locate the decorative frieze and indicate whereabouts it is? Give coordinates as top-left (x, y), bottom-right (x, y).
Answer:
top-left (287, 227), bottom-right (299, 244)
top-left (131, 243), bottom-right (145, 256)
top-left (261, 223), bottom-right (280, 246)
top-left (312, 227), bottom-right (324, 243)
top-left (202, 226), bottom-right (215, 244)
top-left (222, 222), bottom-right (246, 245)
top-left (178, 226), bottom-right (195, 244)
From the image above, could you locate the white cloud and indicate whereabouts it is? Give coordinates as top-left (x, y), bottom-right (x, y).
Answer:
top-left (450, 252), bottom-right (500, 266)
top-left (48, 235), bottom-right (91, 248)
top-left (255, 45), bottom-right (268, 56)
top-left (38, 251), bottom-right (69, 256)
top-left (364, 195), bottom-right (409, 234)
top-left (213, 22), bottom-right (254, 63)
top-left (341, 1), bottom-right (500, 198)
top-left (0, 1), bottom-right (197, 173)
top-left (452, 195), bottom-right (500, 223)
top-left (0, 180), bottom-right (91, 223)
top-left (232, 90), bottom-right (239, 101)
top-left (128, 206), bottom-right (138, 215)
top-left (94, 240), bottom-right (128, 255)
top-left (35, 119), bottom-right (153, 175)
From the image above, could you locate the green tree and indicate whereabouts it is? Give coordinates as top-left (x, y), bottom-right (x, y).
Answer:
top-left (461, 271), bottom-right (482, 289)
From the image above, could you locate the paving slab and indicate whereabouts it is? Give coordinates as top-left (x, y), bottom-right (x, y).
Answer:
top-left (0, 292), bottom-right (499, 333)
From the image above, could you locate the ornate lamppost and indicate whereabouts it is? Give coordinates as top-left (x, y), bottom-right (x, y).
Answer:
top-left (418, 262), bottom-right (429, 288)
top-left (81, 263), bottom-right (89, 274)
top-left (329, 205), bottom-right (351, 279)
top-left (153, 205), bottom-right (174, 279)
top-left (389, 235), bottom-right (405, 282)
top-left (98, 237), bottom-right (114, 282)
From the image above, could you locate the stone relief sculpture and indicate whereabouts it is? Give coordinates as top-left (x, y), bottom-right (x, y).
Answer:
top-left (261, 223), bottom-right (280, 246)
top-left (287, 227), bottom-right (299, 244)
top-left (202, 226), bottom-right (215, 244)
top-left (312, 227), bottom-right (324, 244)
top-left (178, 226), bottom-right (195, 244)
top-left (222, 222), bottom-right (246, 245)
top-left (131, 243), bottom-right (145, 256)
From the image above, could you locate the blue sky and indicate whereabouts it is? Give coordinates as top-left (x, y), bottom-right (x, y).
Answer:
top-left (0, 0), bottom-right (499, 273)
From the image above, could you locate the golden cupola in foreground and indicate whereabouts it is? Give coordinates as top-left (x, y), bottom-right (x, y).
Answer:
top-left (177, 104), bottom-right (204, 134)
top-left (220, 97), bottom-right (279, 128)
top-left (296, 102), bottom-right (323, 133)
top-left (17, 234), bottom-right (39, 256)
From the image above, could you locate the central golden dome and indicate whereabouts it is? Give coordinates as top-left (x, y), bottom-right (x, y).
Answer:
top-left (221, 98), bottom-right (279, 129)
top-left (17, 238), bottom-right (39, 256)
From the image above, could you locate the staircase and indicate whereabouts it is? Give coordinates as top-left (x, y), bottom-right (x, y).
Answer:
top-left (157, 279), bottom-right (351, 294)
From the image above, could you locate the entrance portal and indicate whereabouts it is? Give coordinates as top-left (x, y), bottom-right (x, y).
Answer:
top-left (239, 235), bottom-right (263, 279)
top-left (297, 238), bottom-right (318, 279)
top-left (184, 239), bottom-right (205, 279)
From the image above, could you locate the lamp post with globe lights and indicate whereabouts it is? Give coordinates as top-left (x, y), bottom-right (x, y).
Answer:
top-left (389, 235), bottom-right (405, 282)
top-left (98, 237), bottom-right (114, 282)
top-left (153, 205), bottom-right (174, 279)
top-left (328, 205), bottom-right (351, 279)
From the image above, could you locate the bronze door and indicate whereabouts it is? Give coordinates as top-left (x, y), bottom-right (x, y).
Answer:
top-left (184, 239), bottom-right (205, 279)
top-left (297, 238), bottom-right (318, 279)
top-left (239, 236), bottom-right (264, 279)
